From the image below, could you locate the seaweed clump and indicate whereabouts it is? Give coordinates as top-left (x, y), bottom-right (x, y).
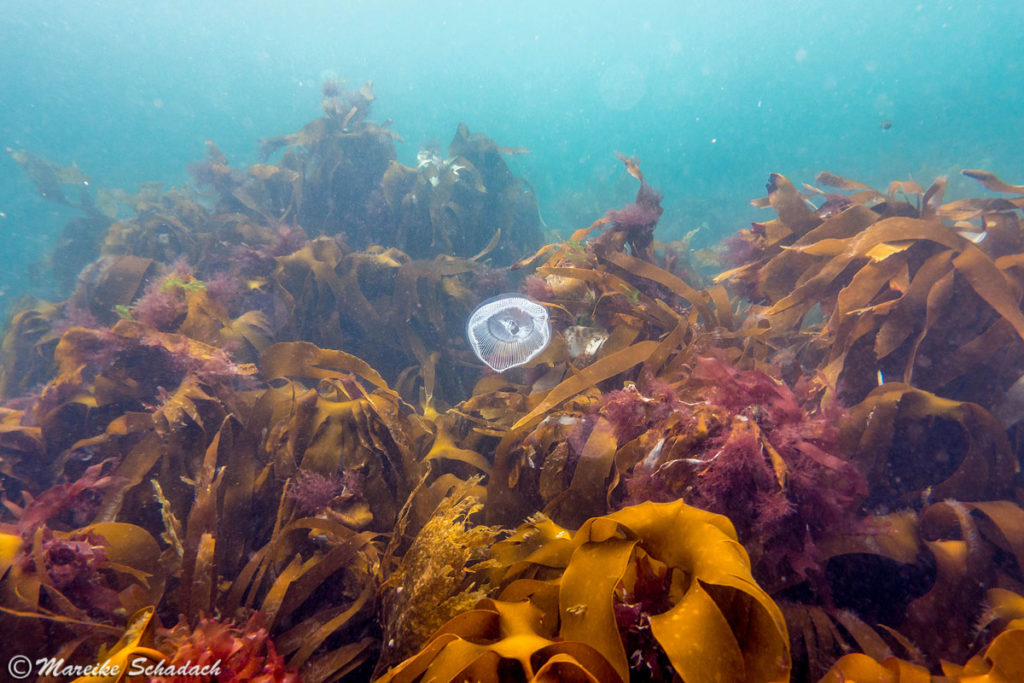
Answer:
top-left (375, 477), bottom-right (501, 674)
top-left (602, 153), bottom-right (664, 261)
top-left (153, 614), bottom-right (300, 683)
top-left (377, 500), bottom-right (789, 683)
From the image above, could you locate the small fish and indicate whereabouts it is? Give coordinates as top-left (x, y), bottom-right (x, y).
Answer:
top-left (467, 295), bottom-right (550, 372)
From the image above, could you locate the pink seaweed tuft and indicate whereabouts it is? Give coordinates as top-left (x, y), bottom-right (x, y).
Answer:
top-left (132, 278), bottom-right (187, 330)
top-left (606, 182), bottom-right (664, 230)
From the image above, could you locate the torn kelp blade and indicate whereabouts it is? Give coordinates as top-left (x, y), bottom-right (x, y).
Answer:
top-left (467, 295), bottom-right (550, 372)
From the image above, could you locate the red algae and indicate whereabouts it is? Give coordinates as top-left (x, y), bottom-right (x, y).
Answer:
top-left (601, 157), bottom-right (664, 260)
top-left (153, 614), bottom-right (300, 683)
top-left (6, 460), bottom-right (121, 537)
top-left (605, 181), bottom-right (663, 231)
top-left (38, 529), bottom-right (124, 620)
top-left (522, 274), bottom-right (554, 300)
top-left (599, 378), bottom-right (677, 444)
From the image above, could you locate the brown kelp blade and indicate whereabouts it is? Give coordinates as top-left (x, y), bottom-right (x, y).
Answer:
top-left (511, 340), bottom-right (659, 432)
top-left (962, 169), bottom-right (1024, 194)
top-left (816, 171), bottom-right (878, 193)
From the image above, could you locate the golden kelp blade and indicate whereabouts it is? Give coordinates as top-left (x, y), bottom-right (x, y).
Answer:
top-left (70, 607), bottom-right (166, 683)
top-left (594, 502), bottom-right (790, 683)
top-left (382, 500), bottom-right (789, 683)
top-left (510, 340), bottom-right (659, 432)
top-left (819, 653), bottom-right (930, 682)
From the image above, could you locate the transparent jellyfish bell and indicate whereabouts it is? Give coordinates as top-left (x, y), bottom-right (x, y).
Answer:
top-left (466, 294), bottom-right (551, 372)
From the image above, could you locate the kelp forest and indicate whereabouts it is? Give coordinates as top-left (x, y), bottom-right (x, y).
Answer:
top-left (4, 81), bottom-right (1024, 682)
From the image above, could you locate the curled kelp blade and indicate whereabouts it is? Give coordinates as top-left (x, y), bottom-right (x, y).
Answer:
top-left (467, 294), bottom-right (550, 372)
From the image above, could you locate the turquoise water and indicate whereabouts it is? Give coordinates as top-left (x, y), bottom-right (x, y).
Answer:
top-left (1, 0), bottom-right (1021, 310)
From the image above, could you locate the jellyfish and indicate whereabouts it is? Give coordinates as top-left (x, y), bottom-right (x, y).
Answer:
top-left (467, 294), bottom-right (550, 372)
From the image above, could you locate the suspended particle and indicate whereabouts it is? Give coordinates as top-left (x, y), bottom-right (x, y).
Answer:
top-left (466, 294), bottom-right (550, 372)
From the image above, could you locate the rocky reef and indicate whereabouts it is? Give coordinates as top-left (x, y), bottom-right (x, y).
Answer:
top-left (3, 82), bottom-right (1024, 682)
